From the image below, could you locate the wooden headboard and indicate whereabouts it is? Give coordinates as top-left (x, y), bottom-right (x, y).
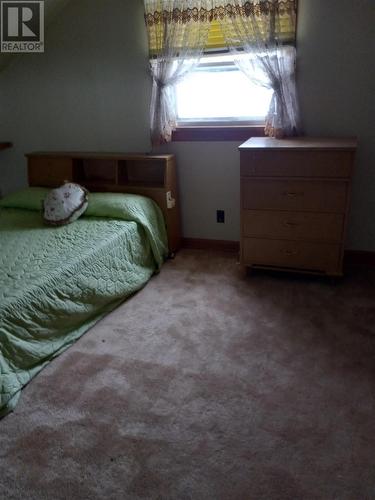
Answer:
top-left (26, 152), bottom-right (181, 253)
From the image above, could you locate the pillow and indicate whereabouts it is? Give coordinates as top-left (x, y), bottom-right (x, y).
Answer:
top-left (0, 187), bottom-right (50, 211)
top-left (43, 183), bottom-right (88, 226)
top-left (85, 192), bottom-right (152, 219)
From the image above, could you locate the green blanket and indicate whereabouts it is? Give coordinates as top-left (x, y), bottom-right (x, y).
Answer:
top-left (0, 190), bottom-right (168, 417)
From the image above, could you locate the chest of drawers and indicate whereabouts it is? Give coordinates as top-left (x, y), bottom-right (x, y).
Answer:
top-left (239, 137), bottom-right (357, 276)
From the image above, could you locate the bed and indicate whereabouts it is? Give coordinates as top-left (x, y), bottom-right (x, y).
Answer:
top-left (0, 188), bottom-right (168, 417)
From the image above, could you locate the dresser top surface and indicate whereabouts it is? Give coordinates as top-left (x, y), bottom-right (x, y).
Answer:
top-left (239, 137), bottom-right (358, 151)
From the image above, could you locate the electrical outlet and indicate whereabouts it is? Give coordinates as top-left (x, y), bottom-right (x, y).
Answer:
top-left (216, 210), bottom-right (225, 223)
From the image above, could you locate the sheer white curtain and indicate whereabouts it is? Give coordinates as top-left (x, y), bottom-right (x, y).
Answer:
top-left (230, 45), bottom-right (300, 137)
top-left (216, 0), bottom-right (300, 137)
top-left (144, 0), bottom-right (212, 146)
top-left (144, 0), bottom-right (300, 141)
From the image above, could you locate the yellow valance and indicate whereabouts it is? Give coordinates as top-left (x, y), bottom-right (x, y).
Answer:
top-left (145, 1), bottom-right (297, 54)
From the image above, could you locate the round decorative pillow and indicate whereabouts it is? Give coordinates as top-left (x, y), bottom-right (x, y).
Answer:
top-left (43, 182), bottom-right (89, 226)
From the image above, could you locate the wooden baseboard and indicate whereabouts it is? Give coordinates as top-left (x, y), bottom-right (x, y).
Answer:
top-left (182, 238), bottom-right (240, 252)
top-left (344, 250), bottom-right (375, 269)
top-left (181, 239), bottom-right (375, 269)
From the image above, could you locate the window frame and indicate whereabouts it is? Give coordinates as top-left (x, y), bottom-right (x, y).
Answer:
top-left (172, 125), bottom-right (264, 142)
top-left (173, 51), bottom-right (268, 141)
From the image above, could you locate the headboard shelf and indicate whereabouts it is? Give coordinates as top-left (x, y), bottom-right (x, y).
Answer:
top-left (72, 158), bottom-right (118, 185)
top-left (26, 152), bottom-right (181, 253)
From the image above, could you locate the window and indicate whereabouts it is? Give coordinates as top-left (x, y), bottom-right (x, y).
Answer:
top-left (144, 2), bottom-right (298, 143)
top-left (175, 54), bottom-right (273, 126)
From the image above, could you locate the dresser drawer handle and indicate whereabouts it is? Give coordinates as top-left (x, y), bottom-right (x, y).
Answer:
top-left (284, 191), bottom-right (304, 197)
top-left (284, 221), bottom-right (299, 227)
top-left (283, 249), bottom-right (298, 256)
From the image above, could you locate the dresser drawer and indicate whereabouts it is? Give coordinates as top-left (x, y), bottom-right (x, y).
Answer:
top-left (242, 238), bottom-right (341, 273)
top-left (242, 210), bottom-right (344, 242)
top-left (242, 179), bottom-right (347, 213)
top-left (241, 150), bottom-right (352, 178)
top-left (28, 157), bottom-right (73, 187)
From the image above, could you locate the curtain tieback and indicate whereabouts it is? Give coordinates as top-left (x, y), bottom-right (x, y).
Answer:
top-left (270, 77), bottom-right (282, 94)
top-left (153, 78), bottom-right (169, 90)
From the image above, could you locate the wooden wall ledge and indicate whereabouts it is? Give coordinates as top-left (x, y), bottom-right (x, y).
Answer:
top-left (0, 142), bottom-right (12, 150)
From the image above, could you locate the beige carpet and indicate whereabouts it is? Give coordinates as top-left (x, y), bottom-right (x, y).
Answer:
top-left (1, 250), bottom-right (375, 500)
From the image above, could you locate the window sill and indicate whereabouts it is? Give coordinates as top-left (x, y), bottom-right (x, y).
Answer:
top-left (172, 125), bottom-right (265, 142)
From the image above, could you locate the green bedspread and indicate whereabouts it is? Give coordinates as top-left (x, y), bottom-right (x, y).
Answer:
top-left (0, 190), bottom-right (168, 417)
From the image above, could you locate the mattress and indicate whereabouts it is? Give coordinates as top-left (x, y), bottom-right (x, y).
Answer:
top-left (0, 191), bottom-right (168, 416)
